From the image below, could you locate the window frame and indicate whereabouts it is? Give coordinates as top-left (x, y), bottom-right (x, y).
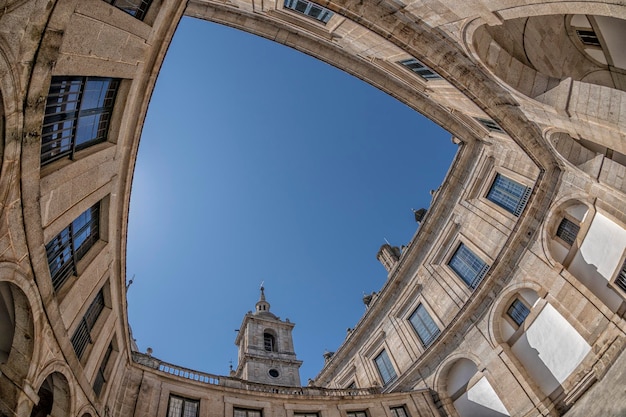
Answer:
top-left (41, 77), bottom-right (120, 166)
top-left (398, 58), bottom-right (441, 80)
top-left (46, 202), bottom-right (101, 292)
top-left (447, 242), bottom-right (490, 290)
top-left (167, 394), bottom-right (200, 417)
top-left (263, 332), bottom-right (276, 352)
top-left (282, 0), bottom-right (334, 25)
top-left (610, 250), bottom-right (626, 297)
top-left (373, 349), bottom-right (397, 386)
top-left (475, 117), bottom-right (505, 134)
top-left (71, 288), bottom-right (106, 361)
top-left (408, 303), bottom-right (441, 348)
top-left (505, 297), bottom-right (531, 328)
top-left (93, 340), bottom-right (115, 396)
top-left (555, 216), bottom-right (581, 247)
top-left (234, 407), bottom-right (263, 417)
top-left (485, 173), bottom-right (532, 217)
top-left (103, 0), bottom-right (152, 20)
top-left (345, 412), bottom-right (368, 417)
top-left (389, 406), bottom-right (409, 417)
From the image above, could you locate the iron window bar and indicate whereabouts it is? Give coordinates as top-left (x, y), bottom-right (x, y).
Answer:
top-left (556, 218), bottom-right (580, 246)
top-left (507, 299), bottom-right (530, 326)
top-left (409, 304), bottom-right (441, 347)
top-left (283, 0), bottom-right (333, 24)
top-left (93, 343), bottom-right (113, 396)
top-left (41, 77), bottom-right (119, 165)
top-left (576, 29), bottom-right (601, 46)
top-left (448, 243), bottom-right (490, 289)
top-left (399, 58), bottom-right (441, 80)
top-left (46, 204), bottom-right (100, 292)
top-left (168, 395), bottom-right (200, 417)
top-left (374, 350), bottom-right (397, 385)
top-left (476, 117), bottom-right (505, 133)
top-left (71, 289), bottom-right (105, 360)
top-left (486, 174), bottom-right (531, 217)
top-left (615, 259), bottom-right (626, 293)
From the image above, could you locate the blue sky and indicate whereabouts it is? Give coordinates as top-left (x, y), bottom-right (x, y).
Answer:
top-left (126, 16), bottom-right (457, 383)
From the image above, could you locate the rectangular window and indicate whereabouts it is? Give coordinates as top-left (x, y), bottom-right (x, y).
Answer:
top-left (71, 289), bottom-right (105, 360)
top-left (390, 406), bottom-right (409, 417)
top-left (399, 58), bottom-right (441, 80)
top-left (104, 0), bottom-right (152, 20)
top-left (614, 258), bottom-right (626, 293)
top-left (346, 412), bottom-right (367, 417)
top-left (294, 414), bottom-right (319, 417)
top-left (448, 243), bottom-right (489, 289)
top-left (41, 77), bottom-right (119, 165)
top-left (486, 174), bottom-right (531, 216)
top-left (46, 203), bottom-right (100, 292)
top-left (556, 218), bottom-right (580, 246)
top-left (93, 342), bottom-right (114, 396)
top-left (234, 408), bottom-right (262, 417)
top-left (476, 117), bottom-right (504, 133)
top-left (506, 299), bottom-right (530, 326)
top-left (409, 304), bottom-right (440, 347)
top-left (576, 29), bottom-right (601, 46)
top-left (167, 395), bottom-right (199, 417)
top-left (284, 0), bottom-right (333, 24)
top-left (374, 349), bottom-right (397, 385)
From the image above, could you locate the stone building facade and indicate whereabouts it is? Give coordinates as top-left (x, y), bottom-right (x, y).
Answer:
top-left (0, 1), bottom-right (625, 417)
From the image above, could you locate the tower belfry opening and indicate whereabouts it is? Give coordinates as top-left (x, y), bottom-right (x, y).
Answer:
top-left (234, 287), bottom-right (302, 386)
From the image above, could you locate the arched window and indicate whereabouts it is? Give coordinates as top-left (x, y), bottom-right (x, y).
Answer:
top-left (264, 332), bottom-right (275, 352)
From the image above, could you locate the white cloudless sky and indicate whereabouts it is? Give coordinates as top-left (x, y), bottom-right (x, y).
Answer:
top-left (126, 16), bottom-right (458, 384)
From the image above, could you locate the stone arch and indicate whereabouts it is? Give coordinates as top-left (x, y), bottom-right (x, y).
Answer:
top-left (543, 197), bottom-right (626, 311)
top-left (466, 7), bottom-right (626, 130)
top-left (0, 264), bottom-right (41, 417)
top-left (28, 371), bottom-right (71, 417)
top-left (263, 329), bottom-right (277, 352)
top-left (487, 280), bottom-right (545, 347)
top-left (547, 130), bottom-right (626, 192)
top-left (436, 356), bottom-right (510, 417)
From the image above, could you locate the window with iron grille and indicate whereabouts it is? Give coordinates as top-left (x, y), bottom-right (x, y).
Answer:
top-left (556, 218), bottom-right (580, 246)
top-left (486, 174), bottom-right (531, 216)
top-left (506, 298), bottom-right (530, 327)
top-left (46, 203), bottom-right (100, 292)
top-left (409, 304), bottom-right (440, 347)
top-left (93, 342), bottom-right (113, 396)
top-left (346, 412), bottom-right (367, 417)
top-left (71, 289), bottom-right (105, 360)
top-left (615, 258), bottom-right (626, 294)
top-left (167, 395), bottom-right (199, 417)
top-left (399, 58), bottom-right (441, 80)
top-left (476, 117), bottom-right (504, 133)
top-left (374, 349), bottom-right (397, 385)
top-left (234, 408), bottom-right (262, 417)
top-left (41, 77), bottom-right (119, 165)
top-left (390, 406), bottom-right (409, 417)
top-left (448, 243), bottom-right (489, 289)
top-left (264, 332), bottom-right (276, 351)
top-left (283, 0), bottom-right (333, 24)
top-left (103, 0), bottom-right (152, 20)
top-left (576, 29), bottom-right (601, 46)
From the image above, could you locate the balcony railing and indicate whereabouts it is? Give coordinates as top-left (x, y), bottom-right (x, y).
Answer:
top-left (132, 352), bottom-right (379, 396)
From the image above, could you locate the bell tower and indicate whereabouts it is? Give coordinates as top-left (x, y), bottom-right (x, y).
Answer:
top-left (234, 287), bottom-right (302, 386)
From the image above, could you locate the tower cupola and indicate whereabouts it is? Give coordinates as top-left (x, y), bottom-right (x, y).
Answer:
top-left (234, 286), bottom-right (302, 386)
